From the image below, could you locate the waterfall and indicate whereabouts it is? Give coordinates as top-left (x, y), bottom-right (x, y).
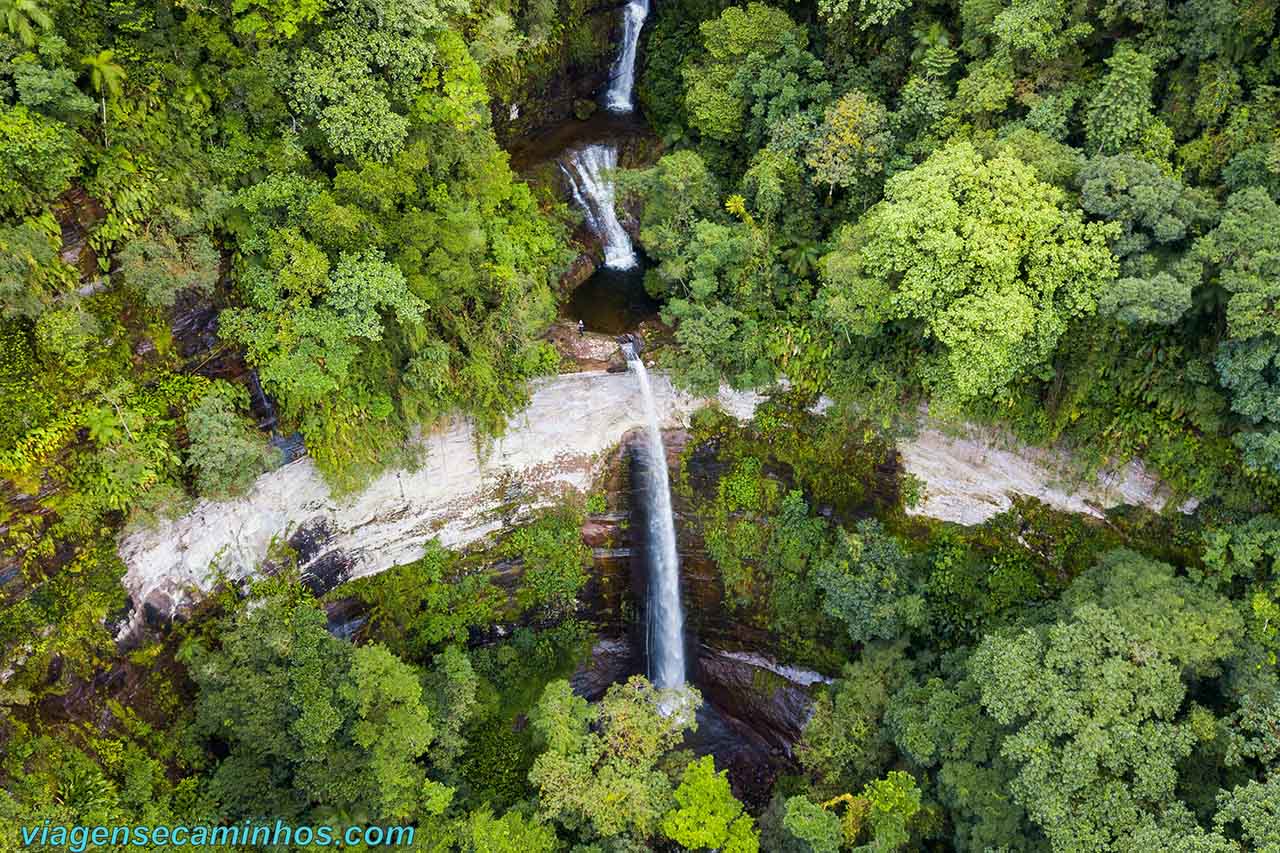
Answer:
top-left (624, 344), bottom-right (686, 690)
top-left (604, 0), bottom-right (650, 113)
top-left (559, 145), bottom-right (637, 270)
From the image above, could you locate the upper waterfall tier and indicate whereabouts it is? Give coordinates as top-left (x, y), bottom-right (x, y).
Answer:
top-left (604, 0), bottom-right (650, 113)
top-left (559, 144), bottom-right (637, 270)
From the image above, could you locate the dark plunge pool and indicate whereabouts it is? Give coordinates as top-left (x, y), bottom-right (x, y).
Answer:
top-left (566, 263), bottom-right (661, 335)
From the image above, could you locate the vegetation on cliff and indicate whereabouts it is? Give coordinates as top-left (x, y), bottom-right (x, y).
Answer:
top-left (1, 0), bottom-right (1278, 849)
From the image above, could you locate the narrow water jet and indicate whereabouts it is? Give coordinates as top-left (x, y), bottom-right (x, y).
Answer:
top-left (604, 0), bottom-right (650, 113)
top-left (559, 145), bottom-right (637, 270)
top-left (624, 343), bottom-right (686, 690)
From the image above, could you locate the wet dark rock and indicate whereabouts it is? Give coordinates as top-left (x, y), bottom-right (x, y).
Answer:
top-left (286, 516), bottom-right (334, 564)
top-left (52, 187), bottom-right (105, 282)
top-left (301, 550), bottom-right (354, 597)
top-left (132, 336), bottom-right (157, 359)
top-left (560, 251), bottom-right (598, 293)
top-left (580, 518), bottom-right (616, 548)
top-left (570, 636), bottom-right (639, 700)
top-left (170, 289), bottom-right (280, 429)
top-left (271, 432), bottom-right (308, 464)
top-left (694, 646), bottom-right (824, 755)
top-left (142, 590), bottom-right (174, 630)
top-left (283, 517), bottom-right (355, 596)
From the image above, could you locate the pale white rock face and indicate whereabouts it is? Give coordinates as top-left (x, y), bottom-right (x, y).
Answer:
top-left (117, 370), bottom-right (1188, 635)
top-left (899, 425), bottom-right (1193, 526)
top-left (117, 371), bottom-right (764, 634)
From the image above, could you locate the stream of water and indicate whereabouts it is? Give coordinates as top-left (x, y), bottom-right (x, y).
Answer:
top-left (624, 344), bottom-right (686, 689)
top-left (558, 145), bottom-right (637, 270)
top-left (604, 0), bottom-right (650, 113)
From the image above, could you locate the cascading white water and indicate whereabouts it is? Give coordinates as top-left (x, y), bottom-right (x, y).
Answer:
top-left (604, 0), bottom-right (650, 113)
top-left (558, 145), bottom-right (637, 270)
top-left (623, 343), bottom-right (686, 690)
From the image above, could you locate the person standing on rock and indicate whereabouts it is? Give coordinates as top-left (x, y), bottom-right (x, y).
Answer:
top-left (578, 319), bottom-right (585, 336)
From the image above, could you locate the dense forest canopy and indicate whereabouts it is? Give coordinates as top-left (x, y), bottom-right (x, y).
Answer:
top-left (1, 0), bottom-right (1278, 848)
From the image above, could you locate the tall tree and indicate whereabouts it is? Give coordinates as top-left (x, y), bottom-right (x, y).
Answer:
top-left (820, 141), bottom-right (1118, 400)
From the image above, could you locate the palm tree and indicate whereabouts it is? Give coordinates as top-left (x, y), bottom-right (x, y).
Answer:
top-left (81, 49), bottom-right (126, 134)
top-left (782, 240), bottom-right (824, 279)
top-left (0, 0), bottom-right (52, 47)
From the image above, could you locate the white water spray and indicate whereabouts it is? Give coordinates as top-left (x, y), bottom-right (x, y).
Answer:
top-left (559, 145), bottom-right (637, 270)
top-left (623, 343), bottom-right (686, 689)
top-left (604, 0), bottom-right (650, 113)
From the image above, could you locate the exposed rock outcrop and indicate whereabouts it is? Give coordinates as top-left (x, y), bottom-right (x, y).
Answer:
top-left (117, 371), bottom-right (1193, 640)
top-left (116, 371), bottom-right (766, 640)
top-left (901, 423), bottom-right (1197, 526)
top-left (694, 645), bottom-right (829, 755)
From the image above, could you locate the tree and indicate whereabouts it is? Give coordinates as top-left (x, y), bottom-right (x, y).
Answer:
top-left (681, 3), bottom-right (830, 155)
top-left (661, 756), bottom-right (759, 852)
top-left (799, 643), bottom-right (910, 796)
top-left (528, 677), bottom-right (699, 841)
top-left (782, 796), bottom-right (842, 853)
top-left (1214, 776), bottom-right (1280, 850)
top-left (820, 141), bottom-right (1118, 399)
top-left (624, 150), bottom-right (721, 261)
top-left (1085, 43), bottom-right (1169, 158)
top-left (118, 227), bottom-right (218, 308)
top-left (338, 540), bottom-right (505, 659)
top-left (967, 551), bottom-right (1244, 848)
top-left (80, 50), bottom-right (125, 130)
top-left (184, 385), bottom-right (280, 498)
top-left (12, 59), bottom-right (97, 125)
top-left (817, 0), bottom-right (909, 29)
top-left (0, 0), bottom-right (51, 47)
top-left (0, 105), bottom-right (79, 217)
top-left (506, 509), bottom-right (591, 619)
top-left (459, 807), bottom-right (562, 853)
top-left (1188, 189), bottom-right (1280, 343)
top-left (1184, 189), bottom-right (1280, 473)
top-left (887, 656), bottom-right (1034, 851)
top-left (805, 90), bottom-right (892, 203)
top-left (1078, 155), bottom-right (1214, 324)
top-left (186, 584), bottom-right (445, 820)
top-left (854, 771), bottom-right (925, 852)
top-left (231, 0), bottom-right (326, 42)
top-left (0, 218), bottom-right (72, 318)
top-left (1079, 155), bottom-right (1214, 262)
top-left (814, 520), bottom-right (921, 646)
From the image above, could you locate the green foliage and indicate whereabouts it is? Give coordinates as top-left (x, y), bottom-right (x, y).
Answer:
top-left (184, 384), bottom-right (280, 498)
top-left (232, 0), bottom-right (326, 42)
top-left (117, 227), bottom-right (218, 308)
top-left (0, 103), bottom-right (79, 216)
top-left (186, 582), bottom-right (446, 821)
top-left (782, 795), bottom-right (843, 853)
top-left (820, 141), bottom-right (1118, 400)
top-left (459, 806), bottom-right (563, 853)
top-left (815, 520), bottom-right (922, 646)
top-left (0, 217), bottom-right (75, 318)
top-left (1085, 43), bottom-right (1169, 160)
top-left (798, 642), bottom-right (911, 796)
top-left (0, 0), bottom-right (52, 47)
top-left (968, 551), bottom-right (1244, 848)
top-left (805, 90), bottom-right (892, 202)
top-left (504, 507), bottom-right (591, 619)
top-left (529, 676), bottom-right (699, 841)
top-left (661, 755), bottom-right (760, 852)
top-left (682, 3), bottom-right (830, 159)
top-left (333, 540), bottom-right (505, 659)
